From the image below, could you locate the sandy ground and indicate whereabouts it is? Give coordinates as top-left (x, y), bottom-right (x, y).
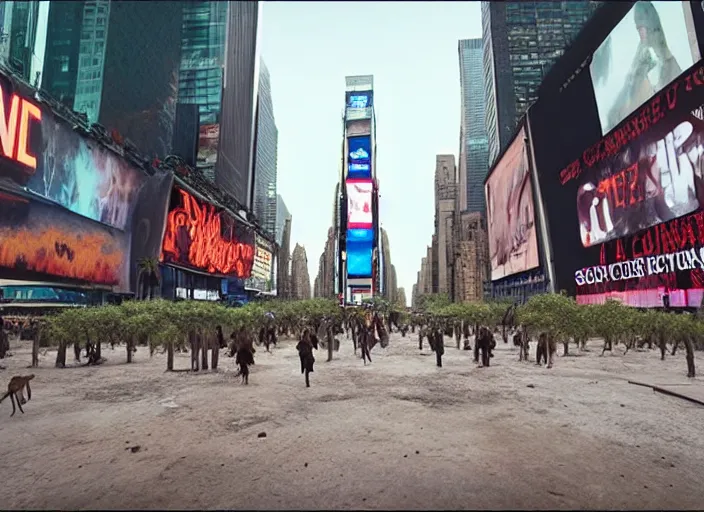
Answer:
top-left (1, 331), bottom-right (704, 510)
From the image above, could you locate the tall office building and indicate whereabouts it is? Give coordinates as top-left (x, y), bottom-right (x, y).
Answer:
top-left (275, 194), bottom-right (291, 247)
top-left (458, 38), bottom-right (489, 215)
top-left (2, 1), bottom-right (261, 208)
top-left (252, 58), bottom-right (278, 238)
top-left (482, 1), bottom-right (601, 165)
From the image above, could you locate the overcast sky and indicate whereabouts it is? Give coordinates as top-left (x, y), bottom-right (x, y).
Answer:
top-left (260, 1), bottom-right (482, 304)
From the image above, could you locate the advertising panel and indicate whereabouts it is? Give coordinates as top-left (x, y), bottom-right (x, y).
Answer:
top-left (347, 240), bottom-right (373, 277)
top-left (346, 179), bottom-right (373, 229)
top-left (198, 123), bottom-right (220, 167)
top-left (347, 135), bottom-right (372, 179)
top-left (590, 1), bottom-right (700, 136)
top-left (538, 61), bottom-right (704, 307)
top-left (345, 91), bottom-right (373, 121)
top-left (160, 187), bottom-right (255, 278)
top-left (0, 80), bottom-right (146, 232)
top-left (347, 228), bottom-right (374, 243)
top-left (346, 119), bottom-right (371, 137)
top-left (485, 125), bottom-right (540, 281)
top-left (575, 106), bottom-right (702, 248)
top-left (252, 235), bottom-right (274, 280)
top-left (0, 190), bottom-right (130, 290)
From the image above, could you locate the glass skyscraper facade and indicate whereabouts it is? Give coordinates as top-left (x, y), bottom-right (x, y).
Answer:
top-left (178, 0), bottom-right (228, 177)
top-left (252, 59), bottom-right (278, 238)
top-left (482, 1), bottom-right (602, 165)
top-left (275, 194), bottom-right (291, 247)
top-left (458, 38), bottom-right (489, 215)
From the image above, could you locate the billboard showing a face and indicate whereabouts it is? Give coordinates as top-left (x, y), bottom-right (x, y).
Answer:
top-left (0, 190), bottom-right (130, 290)
top-left (590, 1), bottom-right (700, 136)
top-left (485, 126), bottom-right (540, 281)
top-left (346, 179), bottom-right (373, 229)
top-left (160, 187), bottom-right (255, 278)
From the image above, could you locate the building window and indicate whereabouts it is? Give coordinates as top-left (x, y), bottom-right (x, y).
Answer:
top-left (60, 55), bottom-right (69, 73)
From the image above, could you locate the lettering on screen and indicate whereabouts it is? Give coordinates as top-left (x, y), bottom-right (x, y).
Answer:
top-left (0, 84), bottom-right (42, 171)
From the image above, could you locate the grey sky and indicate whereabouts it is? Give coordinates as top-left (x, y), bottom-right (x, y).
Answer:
top-left (260, 1), bottom-right (482, 304)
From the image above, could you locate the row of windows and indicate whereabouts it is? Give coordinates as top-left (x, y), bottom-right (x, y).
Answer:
top-left (79, 41), bottom-right (104, 54)
top-left (76, 83), bottom-right (101, 95)
top-left (79, 69), bottom-right (102, 81)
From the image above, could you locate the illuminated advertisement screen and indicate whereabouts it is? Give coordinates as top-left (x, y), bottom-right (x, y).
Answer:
top-left (0, 190), bottom-right (130, 290)
top-left (347, 240), bottom-right (373, 277)
top-left (534, 62), bottom-right (704, 307)
top-left (346, 91), bottom-right (373, 109)
top-left (160, 187), bottom-right (255, 278)
top-left (0, 78), bottom-right (146, 231)
top-left (347, 228), bottom-right (374, 243)
top-left (485, 125), bottom-right (540, 281)
top-left (590, 1), bottom-right (700, 136)
top-left (346, 179), bottom-right (373, 229)
top-left (347, 136), bottom-right (371, 179)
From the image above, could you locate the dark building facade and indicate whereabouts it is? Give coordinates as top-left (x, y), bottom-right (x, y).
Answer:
top-left (99, 1), bottom-right (183, 159)
top-left (482, 1), bottom-right (602, 166)
top-left (215, 1), bottom-right (260, 209)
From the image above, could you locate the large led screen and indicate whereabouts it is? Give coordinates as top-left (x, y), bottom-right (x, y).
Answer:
top-left (160, 187), bottom-right (255, 278)
top-left (0, 190), bottom-right (130, 291)
top-left (347, 228), bottom-right (374, 243)
top-left (590, 1), bottom-right (700, 136)
top-left (575, 107), bottom-right (701, 248)
top-left (0, 79), bottom-right (146, 232)
top-left (485, 126), bottom-right (540, 281)
top-left (535, 61), bottom-right (704, 308)
top-left (346, 91), bottom-right (373, 109)
top-left (347, 240), bottom-right (373, 277)
top-left (346, 179), bottom-right (373, 229)
top-left (347, 136), bottom-right (371, 178)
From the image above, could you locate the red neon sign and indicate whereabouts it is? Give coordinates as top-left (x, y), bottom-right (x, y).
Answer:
top-left (0, 84), bottom-right (42, 171)
top-left (160, 188), bottom-right (255, 278)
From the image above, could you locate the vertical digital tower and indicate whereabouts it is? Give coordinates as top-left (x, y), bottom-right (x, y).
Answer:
top-left (338, 75), bottom-right (378, 304)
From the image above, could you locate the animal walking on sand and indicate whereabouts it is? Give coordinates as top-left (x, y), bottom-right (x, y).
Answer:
top-left (0, 374), bottom-right (35, 416)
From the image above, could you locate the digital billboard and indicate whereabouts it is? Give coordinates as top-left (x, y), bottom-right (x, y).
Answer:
top-left (0, 79), bottom-right (146, 232)
top-left (590, 1), bottom-right (700, 136)
top-left (346, 179), bottom-right (373, 229)
top-left (347, 240), bottom-right (373, 277)
top-left (347, 135), bottom-right (372, 179)
top-left (347, 228), bottom-right (374, 243)
top-left (485, 125), bottom-right (540, 281)
top-left (575, 109), bottom-right (702, 248)
top-left (346, 91), bottom-right (373, 109)
top-left (534, 59), bottom-right (704, 307)
top-left (0, 190), bottom-right (130, 291)
top-left (160, 187), bottom-right (255, 278)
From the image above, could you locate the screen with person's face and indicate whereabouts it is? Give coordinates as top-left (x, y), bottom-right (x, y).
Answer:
top-left (589, 1), bottom-right (700, 136)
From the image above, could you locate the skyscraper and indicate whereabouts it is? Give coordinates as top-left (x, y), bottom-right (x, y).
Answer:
top-left (2, 1), bottom-right (261, 208)
top-left (275, 194), bottom-right (291, 247)
top-left (458, 38), bottom-right (489, 215)
top-left (252, 58), bottom-right (278, 238)
top-left (482, 1), bottom-right (601, 165)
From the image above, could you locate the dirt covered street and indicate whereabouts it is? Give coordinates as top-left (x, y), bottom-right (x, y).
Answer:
top-left (1, 332), bottom-right (703, 510)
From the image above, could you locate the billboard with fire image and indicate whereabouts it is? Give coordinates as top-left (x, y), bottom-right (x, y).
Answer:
top-left (160, 187), bottom-right (255, 278)
top-left (0, 190), bottom-right (130, 290)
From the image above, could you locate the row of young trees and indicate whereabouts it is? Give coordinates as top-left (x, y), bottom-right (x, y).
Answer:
top-left (33, 298), bottom-right (343, 371)
top-left (418, 293), bottom-right (699, 377)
